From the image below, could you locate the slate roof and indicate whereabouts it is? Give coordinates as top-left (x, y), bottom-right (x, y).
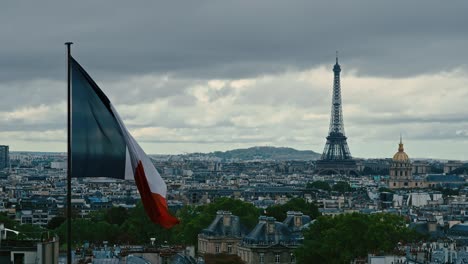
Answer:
top-left (409, 221), bottom-right (445, 239)
top-left (242, 213), bottom-right (310, 246)
top-left (282, 211), bottom-right (311, 231)
top-left (426, 175), bottom-right (464, 182)
top-left (449, 223), bottom-right (468, 234)
top-left (243, 217), bottom-right (294, 245)
top-left (200, 211), bottom-right (242, 238)
top-left (448, 224), bottom-right (468, 246)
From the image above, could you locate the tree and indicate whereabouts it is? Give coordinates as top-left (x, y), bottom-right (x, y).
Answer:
top-left (295, 213), bottom-right (423, 264)
top-left (120, 202), bottom-right (174, 244)
top-left (55, 219), bottom-right (120, 245)
top-left (16, 224), bottom-right (44, 240)
top-left (46, 216), bottom-right (66, 230)
top-left (0, 212), bottom-right (17, 229)
top-left (332, 181), bottom-right (352, 193)
top-left (50, 198), bottom-right (261, 248)
top-left (306, 181), bottom-right (331, 192)
top-left (265, 198), bottom-right (320, 222)
top-left (105, 207), bottom-right (129, 226)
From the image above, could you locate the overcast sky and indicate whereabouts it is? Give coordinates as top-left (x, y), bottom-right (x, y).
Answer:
top-left (1, 1), bottom-right (468, 160)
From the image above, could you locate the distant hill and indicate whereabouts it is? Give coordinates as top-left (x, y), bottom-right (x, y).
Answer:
top-left (209, 146), bottom-right (321, 161)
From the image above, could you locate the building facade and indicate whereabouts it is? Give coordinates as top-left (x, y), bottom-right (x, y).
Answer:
top-left (237, 212), bottom-right (310, 264)
top-left (0, 145), bottom-right (9, 170)
top-left (444, 160), bottom-right (463, 174)
top-left (412, 160), bottom-right (430, 175)
top-left (198, 211), bottom-right (243, 255)
top-left (388, 137), bottom-right (427, 189)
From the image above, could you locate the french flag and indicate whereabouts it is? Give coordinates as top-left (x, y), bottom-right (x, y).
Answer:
top-left (70, 57), bottom-right (179, 228)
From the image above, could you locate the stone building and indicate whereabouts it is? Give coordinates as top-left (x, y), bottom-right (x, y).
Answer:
top-left (412, 160), bottom-right (430, 175)
top-left (444, 160), bottom-right (463, 174)
top-left (388, 137), bottom-right (427, 189)
top-left (237, 211), bottom-right (310, 264)
top-left (198, 211), bottom-right (243, 255)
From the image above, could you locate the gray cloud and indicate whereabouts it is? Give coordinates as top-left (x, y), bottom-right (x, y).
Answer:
top-left (2, 1), bottom-right (468, 160)
top-left (1, 1), bottom-right (468, 84)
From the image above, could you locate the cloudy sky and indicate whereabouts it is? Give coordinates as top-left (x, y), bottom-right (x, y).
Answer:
top-left (1, 1), bottom-right (468, 160)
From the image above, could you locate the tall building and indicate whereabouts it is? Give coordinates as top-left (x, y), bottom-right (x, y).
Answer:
top-left (0, 145), bottom-right (9, 170)
top-left (388, 136), bottom-right (427, 189)
top-left (315, 55), bottom-right (357, 175)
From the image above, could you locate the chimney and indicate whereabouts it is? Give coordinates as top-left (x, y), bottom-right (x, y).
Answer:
top-left (266, 217), bottom-right (276, 234)
top-left (294, 212), bottom-right (303, 227)
top-left (218, 211), bottom-right (232, 227)
top-left (428, 221), bottom-right (437, 233)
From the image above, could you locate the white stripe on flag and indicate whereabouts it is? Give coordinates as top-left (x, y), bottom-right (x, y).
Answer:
top-left (124, 147), bottom-right (134, 180)
top-left (110, 104), bottom-right (167, 197)
top-left (127, 135), bottom-right (167, 197)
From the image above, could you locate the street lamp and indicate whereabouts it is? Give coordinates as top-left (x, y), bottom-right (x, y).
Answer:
top-left (0, 223), bottom-right (20, 248)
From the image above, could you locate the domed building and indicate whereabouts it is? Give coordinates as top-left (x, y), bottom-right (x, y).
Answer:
top-left (388, 136), bottom-right (427, 189)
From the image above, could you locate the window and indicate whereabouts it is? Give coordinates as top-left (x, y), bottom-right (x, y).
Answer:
top-left (215, 244), bottom-right (220, 253)
top-left (227, 243), bottom-right (232, 253)
top-left (275, 253), bottom-right (280, 263)
top-left (260, 253), bottom-right (265, 264)
top-left (290, 253), bottom-right (296, 264)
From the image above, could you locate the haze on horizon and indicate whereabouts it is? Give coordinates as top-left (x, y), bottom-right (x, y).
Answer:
top-left (1, 1), bottom-right (468, 160)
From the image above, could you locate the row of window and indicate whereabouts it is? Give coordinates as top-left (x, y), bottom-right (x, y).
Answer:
top-left (199, 241), bottom-right (233, 254)
top-left (240, 251), bottom-right (295, 264)
top-left (215, 243), bottom-right (233, 253)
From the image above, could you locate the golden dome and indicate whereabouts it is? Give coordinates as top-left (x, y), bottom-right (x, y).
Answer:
top-left (392, 136), bottom-right (410, 162)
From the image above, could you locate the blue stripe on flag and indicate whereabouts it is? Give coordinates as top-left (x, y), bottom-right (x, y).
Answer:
top-left (71, 58), bottom-right (127, 179)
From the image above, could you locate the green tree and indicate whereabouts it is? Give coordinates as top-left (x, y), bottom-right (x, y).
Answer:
top-left (55, 219), bottom-right (120, 245)
top-left (0, 212), bottom-right (17, 229)
top-left (120, 202), bottom-right (174, 244)
top-left (332, 181), bottom-right (352, 193)
top-left (295, 213), bottom-right (423, 264)
top-left (306, 181), bottom-right (331, 192)
top-left (265, 198), bottom-right (320, 222)
top-left (50, 198), bottom-right (260, 247)
top-left (105, 207), bottom-right (129, 226)
top-left (47, 216), bottom-right (66, 230)
top-left (16, 224), bottom-right (44, 240)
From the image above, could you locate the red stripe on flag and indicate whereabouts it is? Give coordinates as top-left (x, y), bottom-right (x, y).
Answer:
top-left (134, 161), bottom-right (179, 228)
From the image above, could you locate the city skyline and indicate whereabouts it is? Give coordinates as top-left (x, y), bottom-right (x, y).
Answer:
top-left (1, 1), bottom-right (468, 159)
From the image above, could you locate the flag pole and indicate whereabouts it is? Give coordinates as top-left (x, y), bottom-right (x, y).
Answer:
top-left (65, 41), bottom-right (73, 264)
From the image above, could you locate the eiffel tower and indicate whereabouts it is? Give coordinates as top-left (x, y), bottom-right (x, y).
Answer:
top-left (315, 54), bottom-right (357, 175)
